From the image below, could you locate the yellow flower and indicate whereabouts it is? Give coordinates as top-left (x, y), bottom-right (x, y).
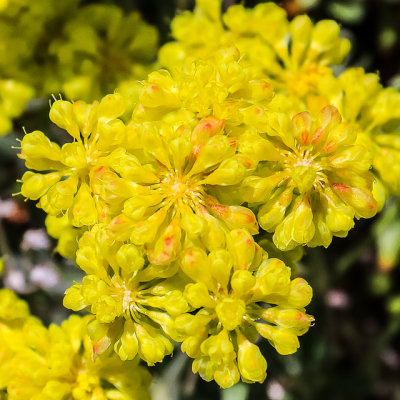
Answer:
top-left (0, 80), bottom-right (34, 135)
top-left (0, 289), bottom-right (30, 390)
top-left (0, 0), bottom-right (80, 93)
top-left (160, 0), bottom-right (350, 99)
top-left (63, 227), bottom-right (189, 365)
top-left (0, 0), bottom-right (79, 131)
top-left (310, 67), bottom-right (400, 198)
top-left (50, 4), bottom-right (159, 108)
top-left (6, 314), bottom-right (151, 400)
top-left (174, 230), bottom-right (314, 388)
top-left (18, 93), bottom-right (127, 229)
top-left (106, 116), bottom-right (261, 265)
top-left (45, 214), bottom-right (84, 259)
top-left (240, 106), bottom-right (377, 250)
top-left (100, 49), bottom-right (282, 264)
top-left (0, 1), bottom-right (158, 123)
top-left (135, 46), bottom-right (274, 127)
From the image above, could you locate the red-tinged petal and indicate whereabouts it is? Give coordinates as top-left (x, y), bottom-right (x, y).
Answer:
top-left (147, 219), bottom-right (182, 265)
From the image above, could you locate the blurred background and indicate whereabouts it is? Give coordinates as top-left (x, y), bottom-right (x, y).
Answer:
top-left (1, 1), bottom-right (400, 399)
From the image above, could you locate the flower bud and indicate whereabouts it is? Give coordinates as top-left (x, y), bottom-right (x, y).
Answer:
top-left (256, 323), bottom-right (300, 355)
top-left (21, 171), bottom-right (61, 200)
top-left (114, 320), bottom-right (138, 361)
top-left (237, 334), bottom-right (267, 383)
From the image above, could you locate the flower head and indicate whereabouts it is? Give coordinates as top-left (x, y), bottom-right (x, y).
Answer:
top-left (240, 106), bottom-right (377, 250)
top-left (310, 67), bottom-right (400, 198)
top-left (175, 230), bottom-right (314, 388)
top-left (45, 214), bottom-right (84, 258)
top-left (135, 46), bottom-right (274, 127)
top-left (19, 93), bottom-right (127, 228)
top-left (100, 50), bottom-right (277, 264)
top-left (0, 80), bottom-right (34, 135)
top-left (160, 0), bottom-right (350, 100)
top-left (50, 4), bottom-right (159, 107)
top-left (0, 289), bottom-right (31, 390)
top-left (0, 0), bottom-right (80, 94)
top-left (105, 116), bottom-right (260, 265)
top-left (0, 1), bottom-right (158, 123)
top-left (6, 314), bottom-right (151, 400)
top-left (64, 227), bottom-right (189, 365)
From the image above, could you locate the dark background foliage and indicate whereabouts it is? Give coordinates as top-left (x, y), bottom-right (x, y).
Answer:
top-left (1, 1), bottom-right (400, 399)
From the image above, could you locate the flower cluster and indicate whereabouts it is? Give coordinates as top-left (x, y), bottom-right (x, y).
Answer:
top-left (18, 93), bottom-right (127, 227)
top-left (64, 226), bottom-right (188, 366)
top-left (241, 105), bottom-right (377, 249)
top-left (0, 0), bottom-right (158, 133)
top-left (18, 43), bottom-right (385, 387)
top-left (63, 225), bottom-right (313, 386)
top-left (0, 290), bottom-right (152, 400)
top-left (175, 229), bottom-right (313, 388)
top-left (15, 0), bottom-right (400, 391)
top-left (160, 0), bottom-right (350, 101)
top-left (49, 4), bottom-right (159, 107)
top-left (310, 68), bottom-right (400, 199)
top-left (0, 289), bottom-right (30, 391)
top-left (161, 0), bottom-right (400, 198)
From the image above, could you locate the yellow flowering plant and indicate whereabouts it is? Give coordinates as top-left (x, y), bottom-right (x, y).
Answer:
top-left (0, 289), bottom-right (30, 391)
top-left (0, 0), bottom-right (158, 134)
top-left (239, 105), bottom-right (377, 250)
top-left (64, 226), bottom-right (189, 366)
top-left (49, 3), bottom-right (159, 107)
top-left (0, 0), bottom-right (80, 133)
top-left (9, 0), bottom-right (400, 395)
top-left (7, 316), bottom-right (152, 400)
top-left (0, 290), bottom-right (152, 400)
top-left (160, 0), bottom-right (350, 101)
top-left (175, 229), bottom-right (313, 388)
top-left (106, 116), bottom-right (260, 265)
top-left (18, 93), bottom-right (127, 229)
top-left (309, 67), bottom-right (400, 199)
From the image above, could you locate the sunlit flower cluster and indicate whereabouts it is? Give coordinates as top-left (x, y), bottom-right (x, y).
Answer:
top-left (310, 68), bottom-right (400, 199)
top-left (12, 0), bottom-right (400, 392)
top-left (0, 290), bottom-right (152, 399)
top-left (0, 289), bottom-right (30, 391)
top-left (160, 0), bottom-right (400, 198)
top-left (175, 230), bottom-right (313, 387)
top-left (160, 0), bottom-right (350, 101)
top-left (241, 105), bottom-right (377, 249)
top-left (64, 226), bottom-right (188, 366)
top-left (19, 93), bottom-right (127, 227)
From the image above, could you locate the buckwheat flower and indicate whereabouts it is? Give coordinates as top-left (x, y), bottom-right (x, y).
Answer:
top-left (312, 67), bottom-right (400, 198)
top-left (0, 79), bottom-right (34, 135)
top-left (0, 0), bottom-right (81, 93)
top-left (0, 289), bottom-right (30, 390)
top-left (64, 227), bottom-right (189, 365)
top-left (240, 106), bottom-right (377, 250)
top-left (18, 93), bottom-right (127, 228)
top-left (50, 4), bottom-right (158, 108)
top-left (45, 214), bottom-right (83, 258)
top-left (134, 46), bottom-right (274, 128)
top-left (0, 2), bottom-right (157, 121)
top-left (174, 229), bottom-right (314, 388)
top-left (160, 0), bottom-right (350, 100)
top-left (6, 314), bottom-right (152, 400)
top-left (106, 116), bottom-right (260, 265)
